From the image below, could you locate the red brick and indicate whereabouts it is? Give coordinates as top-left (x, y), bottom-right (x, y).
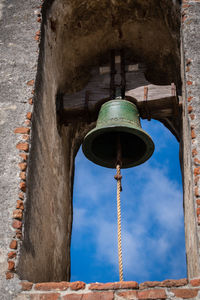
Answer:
top-left (27, 112), bottom-right (32, 120)
top-left (62, 295), bottom-right (82, 300)
top-left (12, 220), bottom-right (22, 229)
top-left (16, 230), bottom-right (22, 239)
top-left (191, 129), bottom-right (196, 139)
top-left (171, 288), bottom-right (198, 298)
top-left (138, 289), bottom-right (166, 299)
top-left (20, 171), bottom-right (26, 180)
top-left (20, 181), bottom-right (26, 192)
top-left (30, 294), bottom-right (60, 300)
top-left (117, 291), bottom-right (137, 299)
top-left (192, 149), bottom-right (198, 157)
top-left (13, 209), bottom-right (23, 220)
top-left (161, 278), bottom-right (188, 287)
top-left (27, 80), bottom-right (34, 86)
top-left (139, 281), bottom-right (161, 289)
top-left (196, 208), bottom-right (200, 216)
top-left (188, 105), bottom-right (193, 113)
top-left (19, 192), bottom-right (24, 200)
top-left (62, 293), bottom-right (114, 300)
top-left (70, 281), bottom-right (86, 290)
top-left (29, 98), bottom-right (33, 105)
top-left (34, 35), bottom-right (39, 41)
top-left (20, 281), bottom-right (33, 291)
top-left (8, 251), bottom-right (16, 259)
top-left (83, 293), bottom-right (114, 300)
top-left (36, 30), bottom-right (40, 36)
top-left (18, 163), bottom-right (27, 171)
top-left (16, 143), bottom-right (29, 152)
top-left (139, 278), bottom-right (187, 289)
top-left (118, 290), bottom-right (167, 299)
top-left (89, 281), bottom-right (138, 290)
top-left (14, 127), bottom-right (30, 134)
top-left (19, 153), bottom-right (28, 161)
top-left (196, 199), bottom-right (200, 206)
top-left (187, 80), bottom-right (193, 85)
top-left (16, 200), bottom-right (24, 210)
top-left (10, 240), bottom-right (17, 249)
top-left (190, 278), bottom-right (200, 286)
top-left (116, 281), bottom-right (138, 289)
top-left (35, 282), bottom-right (69, 291)
top-left (6, 272), bottom-right (14, 280)
top-left (195, 187), bottom-right (200, 197)
top-left (8, 260), bottom-right (15, 271)
top-left (194, 167), bottom-right (200, 176)
top-left (188, 96), bottom-right (193, 102)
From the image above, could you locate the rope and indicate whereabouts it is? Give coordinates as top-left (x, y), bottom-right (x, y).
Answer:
top-left (114, 164), bottom-right (124, 281)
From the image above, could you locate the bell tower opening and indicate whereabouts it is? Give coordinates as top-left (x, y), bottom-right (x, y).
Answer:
top-left (71, 119), bottom-right (186, 283)
top-left (17, 0), bottom-right (197, 284)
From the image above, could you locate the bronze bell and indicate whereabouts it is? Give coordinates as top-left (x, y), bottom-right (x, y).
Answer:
top-left (82, 98), bottom-right (154, 168)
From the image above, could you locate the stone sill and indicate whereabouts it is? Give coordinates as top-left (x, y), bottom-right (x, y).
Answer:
top-left (18, 278), bottom-right (200, 299)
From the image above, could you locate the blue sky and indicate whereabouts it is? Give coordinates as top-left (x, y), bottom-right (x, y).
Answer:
top-left (71, 119), bottom-right (186, 283)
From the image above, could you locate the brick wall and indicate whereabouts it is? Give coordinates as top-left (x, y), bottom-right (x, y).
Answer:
top-left (16, 279), bottom-right (200, 299)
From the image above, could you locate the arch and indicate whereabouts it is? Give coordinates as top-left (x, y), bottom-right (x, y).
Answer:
top-left (17, 0), bottom-right (199, 283)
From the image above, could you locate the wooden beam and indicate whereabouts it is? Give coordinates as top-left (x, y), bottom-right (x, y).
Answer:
top-left (59, 66), bottom-right (181, 140)
top-left (60, 94), bottom-right (180, 122)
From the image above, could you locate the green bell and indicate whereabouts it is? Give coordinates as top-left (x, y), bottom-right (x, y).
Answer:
top-left (82, 99), bottom-right (154, 168)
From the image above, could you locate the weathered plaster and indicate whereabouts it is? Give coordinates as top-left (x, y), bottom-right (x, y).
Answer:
top-left (181, 1), bottom-right (200, 279)
top-left (0, 0), bottom-right (40, 298)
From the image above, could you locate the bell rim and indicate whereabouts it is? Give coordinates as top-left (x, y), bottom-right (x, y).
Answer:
top-left (82, 125), bottom-right (155, 169)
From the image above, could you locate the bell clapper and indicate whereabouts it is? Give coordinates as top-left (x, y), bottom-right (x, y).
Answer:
top-left (114, 135), bottom-right (124, 281)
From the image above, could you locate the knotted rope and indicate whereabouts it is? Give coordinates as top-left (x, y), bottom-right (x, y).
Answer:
top-left (114, 162), bottom-right (124, 281)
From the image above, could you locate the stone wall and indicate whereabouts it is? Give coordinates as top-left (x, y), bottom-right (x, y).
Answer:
top-left (181, 0), bottom-right (200, 279)
top-left (0, 0), bottom-right (40, 298)
top-left (1, 0), bottom-right (200, 298)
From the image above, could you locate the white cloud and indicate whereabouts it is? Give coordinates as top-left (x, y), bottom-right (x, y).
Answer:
top-left (74, 155), bottom-right (115, 203)
top-left (141, 119), bottom-right (176, 153)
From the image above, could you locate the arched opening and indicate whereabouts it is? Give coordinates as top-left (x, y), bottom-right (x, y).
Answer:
top-left (18, 0), bottom-right (199, 284)
top-left (71, 119), bottom-right (186, 283)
